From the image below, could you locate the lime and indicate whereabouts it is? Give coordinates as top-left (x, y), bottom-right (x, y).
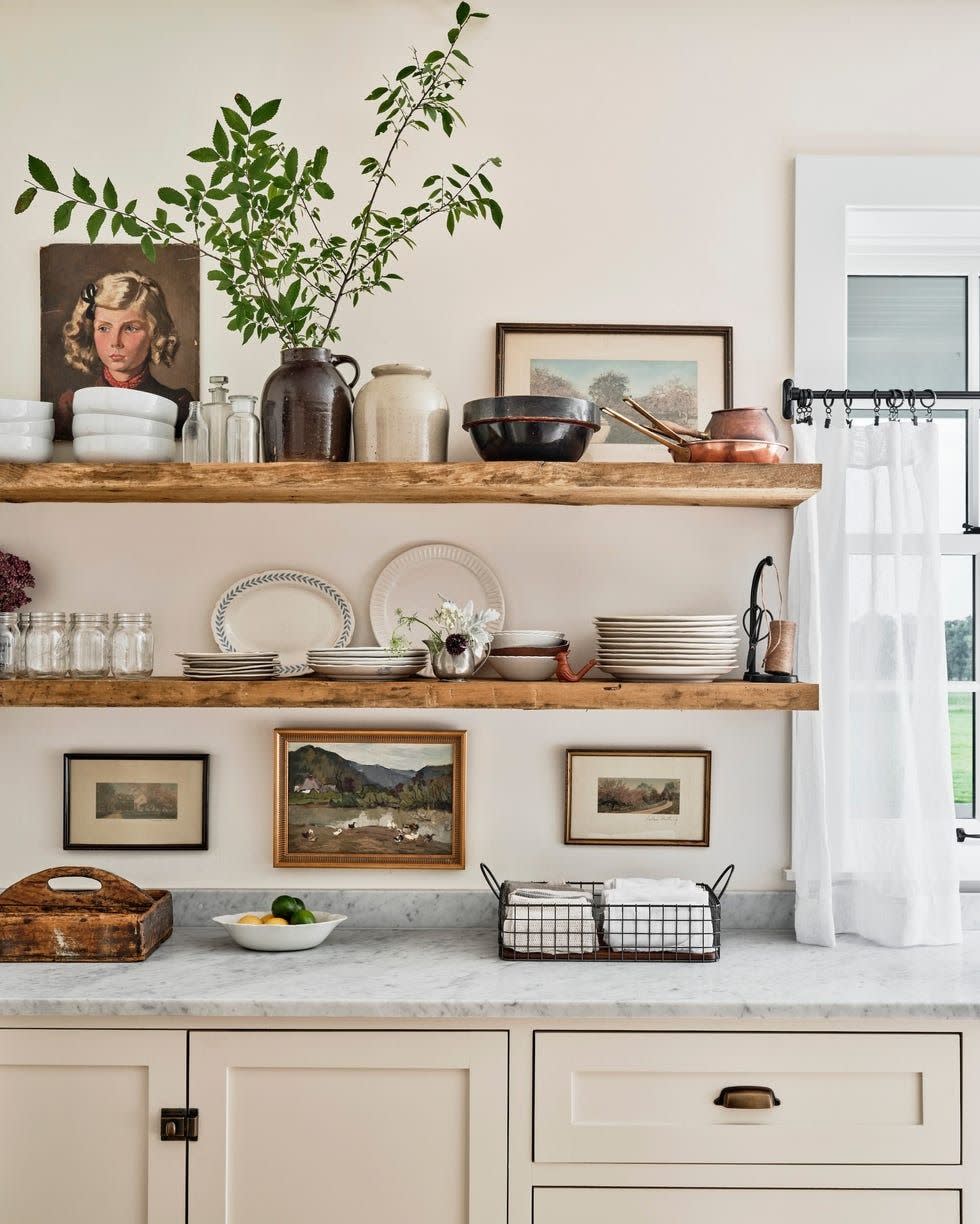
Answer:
top-left (271, 894), bottom-right (302, 920)
top-left (290, 908), bottom-right (317, 925)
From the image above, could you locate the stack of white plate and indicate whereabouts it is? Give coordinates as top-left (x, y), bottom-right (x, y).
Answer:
top-left (0, 399), bottom-right (55, 463)
top-left (307, 647), bottom-right (429, 679)
top-left (178, 651), bottom-right (282, 680)
top-left (72, 387), bottom-right (177, 463)
top-left (595, 615), bottom-right (740, 681)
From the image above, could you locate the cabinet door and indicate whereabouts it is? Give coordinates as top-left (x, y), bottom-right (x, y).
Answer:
top-left (0, 1028), bottom-right (187, 1224)
top-left (534, 1187), bottom-right (960, 1224)
top-left (188, 1030), bottom-right (508, 1224)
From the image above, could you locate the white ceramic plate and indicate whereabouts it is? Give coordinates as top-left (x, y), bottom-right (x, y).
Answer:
top-left (0, 420), bottom-right (55, 439)
top-left (0, 435), bottom-right (53, 463)
top-left (308, 648), bottom-right (428, 658)
top-left (597, 651), bottom-right (738, 660)
top-left (178, 651), bottom-right (279, 660)
top-left (370, 543), bottom-right (505, 651)
top-left (308, 663), bottom-right (426, 678)
top-left (213, 911), bottom-right (347, 952)
top-left (595, 614), bottom-right (736, 623)
top-left (0, 399), bottom-right (53, 422)
top-left (211, 570), bottom-right (355, 676)
top-left (599, 663), bottom-right (732, 678)
top-left (73, 435), bottom-right (176, 463)
top-left (73, 385), bottom-right (178, 425)
top-left (597, 628), bottom-right (739, 639)
top-left (72, 412), bottom-right (175, 440)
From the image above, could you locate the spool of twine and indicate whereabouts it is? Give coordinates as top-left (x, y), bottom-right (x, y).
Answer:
top-left (764, 619), bottom-right (796, 675)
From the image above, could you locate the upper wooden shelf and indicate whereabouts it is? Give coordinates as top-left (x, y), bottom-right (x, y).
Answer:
top-left (0, 677), bottom-right (819, 712)
top-left (0, 461), bottom-right (821, 508)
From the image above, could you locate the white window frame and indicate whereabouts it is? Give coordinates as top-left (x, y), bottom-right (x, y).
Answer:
top-left (795, 155), bottom-right (980, 881)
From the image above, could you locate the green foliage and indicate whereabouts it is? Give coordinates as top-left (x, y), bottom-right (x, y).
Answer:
top-left (15, 6), bottom-right (502, 348)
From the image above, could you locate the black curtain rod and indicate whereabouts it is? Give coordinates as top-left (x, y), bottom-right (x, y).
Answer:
top-left (781, 378), bottom-right (980, 420)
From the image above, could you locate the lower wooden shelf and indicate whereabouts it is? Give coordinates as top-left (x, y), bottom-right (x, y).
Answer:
top-left (0, 677), bottom-right (819, 711)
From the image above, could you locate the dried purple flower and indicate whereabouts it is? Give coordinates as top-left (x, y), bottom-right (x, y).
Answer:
top-left (444, 632), bottom-right (469, 656)
top-left (0, 549), bottom-right (35, 613)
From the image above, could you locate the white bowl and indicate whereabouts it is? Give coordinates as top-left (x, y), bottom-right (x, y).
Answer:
top-left (491, 630), bottom-right (565, 648)
top-left (0, 435), bottom-right (53, 463)
top-left (490, 655), bottom-right (558, 681)
top-left (73, 385), bottom-right (178, 426)
top-left (72, 412), bottom-right (175, 440)
top-left (0, 420), bottom-right (55, 439)
top-left (0, 399), bottom-right (53, 422)
top-left (213, 911), bottom-right (348, 952)
top-left (73, 434), bottom-right (176, 463)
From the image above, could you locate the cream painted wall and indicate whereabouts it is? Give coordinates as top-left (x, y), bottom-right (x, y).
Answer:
top-left (2, 0), bottom-right (978, 891)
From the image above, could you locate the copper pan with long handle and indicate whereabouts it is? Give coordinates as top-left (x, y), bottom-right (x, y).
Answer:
top-left (601, 407), bottom-right (788, 464)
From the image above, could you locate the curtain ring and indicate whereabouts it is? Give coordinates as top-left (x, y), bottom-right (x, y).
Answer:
top-left (920, 389), bottom-right (936, 424)
top-left (842, 390), bottom-right (853, 429)
top-left (887, 388), bottom-right (903, 422)
top-left (823, 388), bottom-right (834, 429)
top-left (872, 389), bottom-right (882, 427)
top-left (908, 388), bottom-right (918, 427)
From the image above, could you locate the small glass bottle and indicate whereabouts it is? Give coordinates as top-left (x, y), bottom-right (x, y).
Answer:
top-left (226, 395), bottom-right (261, 463)
top-left (181, 401), bottom-right (210, 463)
top-left (110, 612), bottom-right (154, 678)
top-left (0, 612), bottom-right (21, 679)
top-left (25, 612), bottom-right (70, 677)
top-left (70, 613), bottom-right (111, 678)
top-left (201, 375), bottom-right (231, 463)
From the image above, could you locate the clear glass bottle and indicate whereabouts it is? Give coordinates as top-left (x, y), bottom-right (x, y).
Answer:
top-left (180, 401), bottom-right (210, 463)
top-left (25, 612), bottom-right (70, 677)
top-left (0, 612), bottom-right (21, 679)
top-left (201, 375), bottom-right (231, 463)
top-left (110, 612), bottom-right (154, 678)
top-left (70, 613), bottom-right (111, 678)
top-left (226, 395), bottom-right (261, 463)
top-left (14, 612), bottom-right (29, 675)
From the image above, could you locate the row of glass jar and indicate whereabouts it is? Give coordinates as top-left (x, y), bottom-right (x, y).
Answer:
top-left (0, 612), bottom-right (153, 679)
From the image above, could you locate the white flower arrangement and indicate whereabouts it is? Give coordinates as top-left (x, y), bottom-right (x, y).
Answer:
top-left (389, 597), bottom-right (501, 657)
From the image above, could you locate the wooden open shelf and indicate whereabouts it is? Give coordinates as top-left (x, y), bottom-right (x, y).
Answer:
top-left (0, 461), bottom-right (821, 508)
top-left (0, 677), bottom-right (819, 711)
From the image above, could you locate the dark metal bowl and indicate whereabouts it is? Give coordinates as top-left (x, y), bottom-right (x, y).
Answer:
top-left (463, 396), bottom-right (602, 462)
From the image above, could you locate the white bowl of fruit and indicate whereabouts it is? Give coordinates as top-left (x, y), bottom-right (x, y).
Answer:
top-left (213, 895), bottom-right (347, 952)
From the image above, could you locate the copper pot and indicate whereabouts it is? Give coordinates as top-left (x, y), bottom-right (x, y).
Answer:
top-left (705, 406), bottom-right (778, 442)
top-left (667, 438), bottom-right (787, 464)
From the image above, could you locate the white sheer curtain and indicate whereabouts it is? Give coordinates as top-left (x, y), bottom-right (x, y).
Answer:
top-left (789, 421), bottom-right (962, 947)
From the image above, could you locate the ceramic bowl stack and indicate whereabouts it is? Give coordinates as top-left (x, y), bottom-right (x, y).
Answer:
top-left (0, 400), bottom-right (55, 463)
top-left (595, 615), bottom-right (740, 681)
top-left (72, 387), bottom-right (177, 463)
top-left (489, 630), bottom-right (568, 680)
top-left (306, 647), bottom-right (429, 679)
top-left (178, 651), bottom-right (282, 680)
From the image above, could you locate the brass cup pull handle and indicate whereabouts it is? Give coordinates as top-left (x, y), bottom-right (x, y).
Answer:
top-left (713, 1085), bottom-right (781, 1109)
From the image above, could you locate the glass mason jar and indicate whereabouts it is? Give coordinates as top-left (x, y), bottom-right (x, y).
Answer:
top-left (110, 612), bottom-right (154, 678)
top-left (69, 613), bottom-right (111, 678)
top-left (0, 613), bottom-right (21, 679)
top-left (25, 612), bottom-right (70, 677)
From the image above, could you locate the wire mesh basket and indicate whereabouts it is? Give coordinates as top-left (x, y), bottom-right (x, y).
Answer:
top-left (481, 863), bottom-right (734, 962)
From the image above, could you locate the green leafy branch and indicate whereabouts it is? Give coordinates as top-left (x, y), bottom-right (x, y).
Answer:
top-left (14, 2), bottom-right (501, 348)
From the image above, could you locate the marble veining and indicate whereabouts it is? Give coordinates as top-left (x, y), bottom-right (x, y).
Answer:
top-left (2, 926), bottom-right (980, 1019)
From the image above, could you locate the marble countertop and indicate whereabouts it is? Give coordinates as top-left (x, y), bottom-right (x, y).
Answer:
top-left (2, 926), bottom-right (980, 1019)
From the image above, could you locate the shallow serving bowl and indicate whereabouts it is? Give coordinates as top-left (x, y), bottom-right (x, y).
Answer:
top-left (73, 385), bottom-right (178, 426)
top-left (0, 399), bottom-right (53, 422)
top-left (213, 911), bottom-right (348, 952)
top-left (0, 419), bottom-right (55, 439)
top-left (72, 412), bottom-right (175, 440)
top-left (0, 435), bottom-right (54, 463)
top-left (73, 434), bottom-right (177, 463)
top-left (491, 630), bottom-right (566, 648)
top-left (490, 655), bottom-right (559, 681)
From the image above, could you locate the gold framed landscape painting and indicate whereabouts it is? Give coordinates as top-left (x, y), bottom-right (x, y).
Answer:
top-left (565, 749), bottom-right (711, 847)
top-left (274, 729), bottom-right (466, 869)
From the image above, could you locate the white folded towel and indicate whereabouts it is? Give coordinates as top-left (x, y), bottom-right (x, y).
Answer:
top-left (602, 878), bottom-right (714, 951)
top-left (502, 887), bottom-right (598, 955)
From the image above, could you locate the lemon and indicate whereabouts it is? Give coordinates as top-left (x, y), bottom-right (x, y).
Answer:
top-left (262, 915), bottom-right (289, 926)
top-left (290, 908), bottom-right (317, 925)
top-left (272, 894), bottom-right (302, 920)
top-left (237, 914), bottom-right (262, 925)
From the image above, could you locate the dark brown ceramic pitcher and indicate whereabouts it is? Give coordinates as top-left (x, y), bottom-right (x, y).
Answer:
top-left (261, 347), bottom-right (360, 462)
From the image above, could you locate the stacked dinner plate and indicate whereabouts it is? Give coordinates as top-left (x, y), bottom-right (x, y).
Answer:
top-left (72, 386), bottom-right (177, 463)
top-left (595, 615), bottom-right (740, 682)
top-left (307, 647), bottom-right (428, 679)
top-left (178, 651), bottom-right (282, 680)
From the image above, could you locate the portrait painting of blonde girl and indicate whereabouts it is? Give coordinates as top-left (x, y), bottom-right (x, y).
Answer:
top-left (41, 246), bottom-right (199, 441)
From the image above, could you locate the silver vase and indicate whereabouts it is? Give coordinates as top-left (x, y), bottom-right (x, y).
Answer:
top-left (430, 643), bottom-right (489, 681)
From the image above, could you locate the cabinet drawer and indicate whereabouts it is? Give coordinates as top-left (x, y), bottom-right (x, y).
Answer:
top-left (533, 1031), bottom-right (960, 1165)
top-left (533, 1188), bottom-right (960, 1224)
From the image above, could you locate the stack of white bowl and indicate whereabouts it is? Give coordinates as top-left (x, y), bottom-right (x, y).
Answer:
top-left (306, 647), bottom-right (428, 679)
top-left (595, 615), bottom-right (740, 681)
top-left (489, 630), bottom-right (567, 680)
top-left (72, 386), bottom-right (177, 463)
top-left (0, 400), bottom-right (55, 463)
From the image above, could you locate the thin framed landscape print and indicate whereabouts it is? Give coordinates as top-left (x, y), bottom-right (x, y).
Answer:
top-left (274, 729), bottom-right (466, 869)
top-left (64, 753), bottom-right (209, 851)
top-left (565, 749), bottom-right (711, 847)
top-left (495, 322), bottom-right (732, 461)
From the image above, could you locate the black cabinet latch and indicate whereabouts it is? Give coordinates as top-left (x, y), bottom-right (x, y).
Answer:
top-left (160, 1107), bottom-right (199, 1141)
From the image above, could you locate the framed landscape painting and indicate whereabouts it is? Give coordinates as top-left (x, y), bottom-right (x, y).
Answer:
top-left (495, 323), bottom-right (732, 461)
top-left (565, 749), bottom-right (711, 846)
top-left (274, 729), bottom-right (466, 869)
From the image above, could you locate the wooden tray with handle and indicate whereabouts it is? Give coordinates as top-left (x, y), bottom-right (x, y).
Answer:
top-left (0, 867), bottom-right (173, 962)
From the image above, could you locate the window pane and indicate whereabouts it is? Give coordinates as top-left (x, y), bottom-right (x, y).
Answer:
top-left (949, 692), bottom-right (974, 807)
top-left (943, 554), bottom-right (974, 680)
top-left (847, 275), bottom-right (967, 390)
top-left (936, 411), bottom-right (968, 534)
